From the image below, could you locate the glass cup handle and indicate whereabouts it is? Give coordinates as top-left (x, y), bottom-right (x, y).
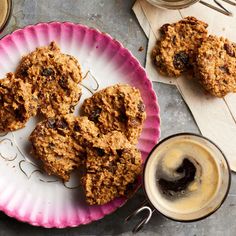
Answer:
top-left (125, 201), bottom-right (156, 233)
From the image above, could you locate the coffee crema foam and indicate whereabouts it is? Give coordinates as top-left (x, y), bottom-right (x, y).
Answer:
top-left (155, 143), bottom-right (219, 213)
top-left (144, 136), bottom-right (224, 220)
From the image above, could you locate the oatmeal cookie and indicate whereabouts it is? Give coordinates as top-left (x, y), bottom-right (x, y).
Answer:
top-left (16, 42), bottom-right (82, 118)
top-left (81, 84), bottom-right (146, 144)
top-left (29, 115), bottom-right (99, 181)
top-left (195, 35), bottom-right (236, 97)
top-left (0, 73), bottom-right (37, 132)
top-left (82, 131), bottom-right (142, 205)
top-left (152, 17), bottom-right (208, 77)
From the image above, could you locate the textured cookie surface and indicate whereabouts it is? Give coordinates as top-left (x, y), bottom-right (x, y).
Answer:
top-left (196, 35), bottom-right (236, 97)
top-left (29, 115), bottom-right (99, 181)
top-left (152, 17), bottom-right (208, 77)
top-left (81, 84), bottom-right (146, 144)
top-left (0, 73), bottom-right (37, 132)
top-left (16, 42), bottom-right (82, 118)
top-left (82, 131), bottom-right (142, 205)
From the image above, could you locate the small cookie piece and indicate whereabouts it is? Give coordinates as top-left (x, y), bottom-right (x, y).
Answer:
top-left (16, 42), bottom-right (82, 118)
top-left (29, 115), bottom-right (99, 181)
top-left (82, 131), bottom-right (142, 205)
top-left (71, 116), bottom-right (100, 148)
top-left (81, 84), bottom-right (146, 144)
top-left (152, 17), bottom-right (208, 77)
top-left (195, 35), bottom-right (236, 97)
top-left (0, 73), bottom-right (37, 132)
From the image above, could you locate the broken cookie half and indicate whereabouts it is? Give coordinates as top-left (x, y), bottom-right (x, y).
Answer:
top-left (195, 35), bottom-right (236, 97)
top-left (0, 73), bottom-right (37, 132)
top-left (29, 115), bottom-right (99, 181)
top-left (82, 131), bottom-right (142, 205)
top-left (152, 17), bottom-right (208, 77)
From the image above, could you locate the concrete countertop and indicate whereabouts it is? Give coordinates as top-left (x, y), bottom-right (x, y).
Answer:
top-left (0, 0), bottom-right (235, 235)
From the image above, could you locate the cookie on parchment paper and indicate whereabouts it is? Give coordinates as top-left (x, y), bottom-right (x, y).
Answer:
top-left (195, 35), bottom-right (236, 97)
top-left (152, 16), bottom-right (208, 77)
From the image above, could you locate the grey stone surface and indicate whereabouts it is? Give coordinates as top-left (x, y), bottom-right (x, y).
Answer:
top-left (0, 0), bottom-right (235, 235)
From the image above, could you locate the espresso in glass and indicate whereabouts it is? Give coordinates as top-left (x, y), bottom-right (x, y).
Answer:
top-left (144, 134), bottom-right (231, 221)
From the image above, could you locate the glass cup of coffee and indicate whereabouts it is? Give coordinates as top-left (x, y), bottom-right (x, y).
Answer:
top-left (126, 133), bottom-right (231, 233)
top-left (0, 0), bottom-right (12, 32)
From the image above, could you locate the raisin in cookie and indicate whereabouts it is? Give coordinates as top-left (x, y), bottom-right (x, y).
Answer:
top-left (81, 84), bottom-right (146, 144)
top-left (82, 131), bottom-right (142, 205)
top-left (0, 73), bottom-right (37, 132)
top-left (195, 35), bottom-right (236, 97)
top-left (29, 115), bottom-right (99, 181)
top-left (152, 17), bottom-right (208, 77)
top-left (16, 42), bottom-right (82, 118)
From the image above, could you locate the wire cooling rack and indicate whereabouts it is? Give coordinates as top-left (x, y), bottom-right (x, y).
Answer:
top-left (200, 0), bottom-right (236, 16)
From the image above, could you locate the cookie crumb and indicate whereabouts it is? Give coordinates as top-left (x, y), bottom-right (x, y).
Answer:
top-left (138, 46), bottom-right (144, 52)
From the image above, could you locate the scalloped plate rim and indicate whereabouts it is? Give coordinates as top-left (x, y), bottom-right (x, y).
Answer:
top-left (0, 21), bottom-right (161, 228)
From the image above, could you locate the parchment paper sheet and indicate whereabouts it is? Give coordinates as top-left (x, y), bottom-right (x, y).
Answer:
top-left (133, 0), bottom-right (236, 170)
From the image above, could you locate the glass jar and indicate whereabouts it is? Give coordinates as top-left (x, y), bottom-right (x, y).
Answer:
top-left (0, 0), bottom-right (12, 33)
top-left (146, 0), bottom-right (199, 9)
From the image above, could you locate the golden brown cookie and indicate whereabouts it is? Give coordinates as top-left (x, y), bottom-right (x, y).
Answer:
top-left (152, 17), bottom-right (208, 77)
top-left (195, 35), bottom-right (236, 97)
top-left (0, 73), bottom-right (37, 132)
top-left (81, 84), bottom-right (146, 144)
top-left (16, 42), bottom-right (82, 118)
top-left (29, 115), bottom-right (99, 181)
top-left (82, 131), bottom-right (142, 205)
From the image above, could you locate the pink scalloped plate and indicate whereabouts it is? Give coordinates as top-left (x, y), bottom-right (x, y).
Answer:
top-left (0, 22), bottom-right (160, 228)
